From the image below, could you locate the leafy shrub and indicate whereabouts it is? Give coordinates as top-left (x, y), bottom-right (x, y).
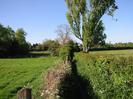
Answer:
top-left (59, 41), bottom-right (74, 61)
top-left (75, 54), bottom-right (133, 99)
top-left (48, 41), bottom-right (60, 56)
top-left (42, 40), bottom-right (60, 56)
top-left (50, 47), bottom-right (60, 56)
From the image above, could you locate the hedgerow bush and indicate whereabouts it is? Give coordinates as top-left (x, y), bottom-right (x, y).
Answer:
top-left (43, 40), bottom-right (60, 56)
top-left (59, 41), bottom-right (74, 61)
top-left (43, 60), bottom-right (71, 99)
top-left (75, 54), bottom-right (133, 99)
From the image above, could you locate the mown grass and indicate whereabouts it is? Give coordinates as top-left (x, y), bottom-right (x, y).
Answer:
top-left (0, 56), bottom-right (59, 99)
top-left (89, 49), bottom-right (133, 56)
top-left (75, 49), bottom-right (133, 99)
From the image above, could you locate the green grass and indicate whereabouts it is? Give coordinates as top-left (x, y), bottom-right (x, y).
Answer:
top-left (0, 49), bottom-right (133, 99)
top-left (89, 49), bottom-right (133, 56)
top-left (75, 50), bottom-right (133, 99)
top-left (0, 56), bottom-right (59, 99)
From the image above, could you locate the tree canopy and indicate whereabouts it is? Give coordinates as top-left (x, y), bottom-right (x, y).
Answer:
top-left (65, 0), bottom-right (118, 52)
top-left (0, 24), bottom-right (29, 57)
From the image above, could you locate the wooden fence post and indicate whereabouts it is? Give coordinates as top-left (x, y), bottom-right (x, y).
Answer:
top-left (17, 88), bottom-right (32, 99)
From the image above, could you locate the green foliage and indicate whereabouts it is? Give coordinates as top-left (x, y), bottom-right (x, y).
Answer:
top-left (0, 24), bottom-right (30, 56)
top-left (15, 28), bottom-right (26, 44)
top-left (92, 21), bottom-right (106, 46)
top-left (113, 42), bottom-right (133, 48)
top-left (59, 41), bottom-right (75, 61)
top-left (75, 52), bottom-right (133, 99)
top-left (32, 40), bottom-right (60, 56)
top-left (0, 24), bottom-right (16, 55)
top-left (65, 0), bottom-right (117, 52)
top-left (15, 28), bottom-right (29, 54)
top-left (42, 40), bottom-right (54, 51)
top-left (0, 56), bottom-right (59, 99)
top-left (43, 40), bottom-right (60, 56)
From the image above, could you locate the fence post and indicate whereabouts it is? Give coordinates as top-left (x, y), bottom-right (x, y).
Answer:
top-left (17, 88), bottom-right (32, 99)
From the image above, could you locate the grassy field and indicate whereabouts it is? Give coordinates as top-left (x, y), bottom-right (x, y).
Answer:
top-left (75, 49), bottom-right (133, 99)
top-left (0, 49), bottom-right (133, 99)
top-left (0, 56), bottom-right (59, 99)
top-left (89, 49), bottom-right (133, 56)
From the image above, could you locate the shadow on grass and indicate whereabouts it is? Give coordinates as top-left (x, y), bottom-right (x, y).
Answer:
top-left (0, 52), bottom-right (50, 58)
top-left (29, 52), bottom-right (50, 58)
top-left (58, 60), bottom-right (98, 99)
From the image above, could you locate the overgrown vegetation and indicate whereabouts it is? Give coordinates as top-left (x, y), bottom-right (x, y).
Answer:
top-left (42, 41), bottom-right (75, 99)
top-left (58, 41), bottom-right (95, 99)
top-left (59, 41), bottom-right (75, 61)
top-left (75, 51), bottom-right (133, 99)
top-left (43, 60), bottom-right (71, 99)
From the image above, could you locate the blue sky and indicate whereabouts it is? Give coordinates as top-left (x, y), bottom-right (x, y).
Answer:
top-left (0, 0), bottom-right (133, 44)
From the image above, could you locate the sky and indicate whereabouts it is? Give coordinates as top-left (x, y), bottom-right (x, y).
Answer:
top-left (0, 0), bottom-right (133, 44)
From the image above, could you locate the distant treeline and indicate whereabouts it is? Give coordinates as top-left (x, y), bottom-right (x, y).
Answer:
top-left (1, 23), bottom-right (133, 57)
top-left (0, 24), bottom-right (30, 57)
top-left (91, 42), bottom-right (133, 51)
top-left (31, 42), bottom-right (133, 52)
top-left (30, 40), bottom-right (80, 56)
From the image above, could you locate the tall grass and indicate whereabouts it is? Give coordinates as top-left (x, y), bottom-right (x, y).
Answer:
top-left (75, 52), bottom-right (133, 99)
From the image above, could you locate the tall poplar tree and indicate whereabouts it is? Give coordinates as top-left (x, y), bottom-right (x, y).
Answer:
top-left (65, 0), bottom-right (117, 52)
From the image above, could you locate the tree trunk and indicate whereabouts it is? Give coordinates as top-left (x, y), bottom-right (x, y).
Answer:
top-left (83, 42), bottom-right (91, 53)
top-left (82, 30), bottom-right (90, 53)
top-left (83, 46), bottom-right (88, 53)
top-left (83, 44), bottom-right (90, 53)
